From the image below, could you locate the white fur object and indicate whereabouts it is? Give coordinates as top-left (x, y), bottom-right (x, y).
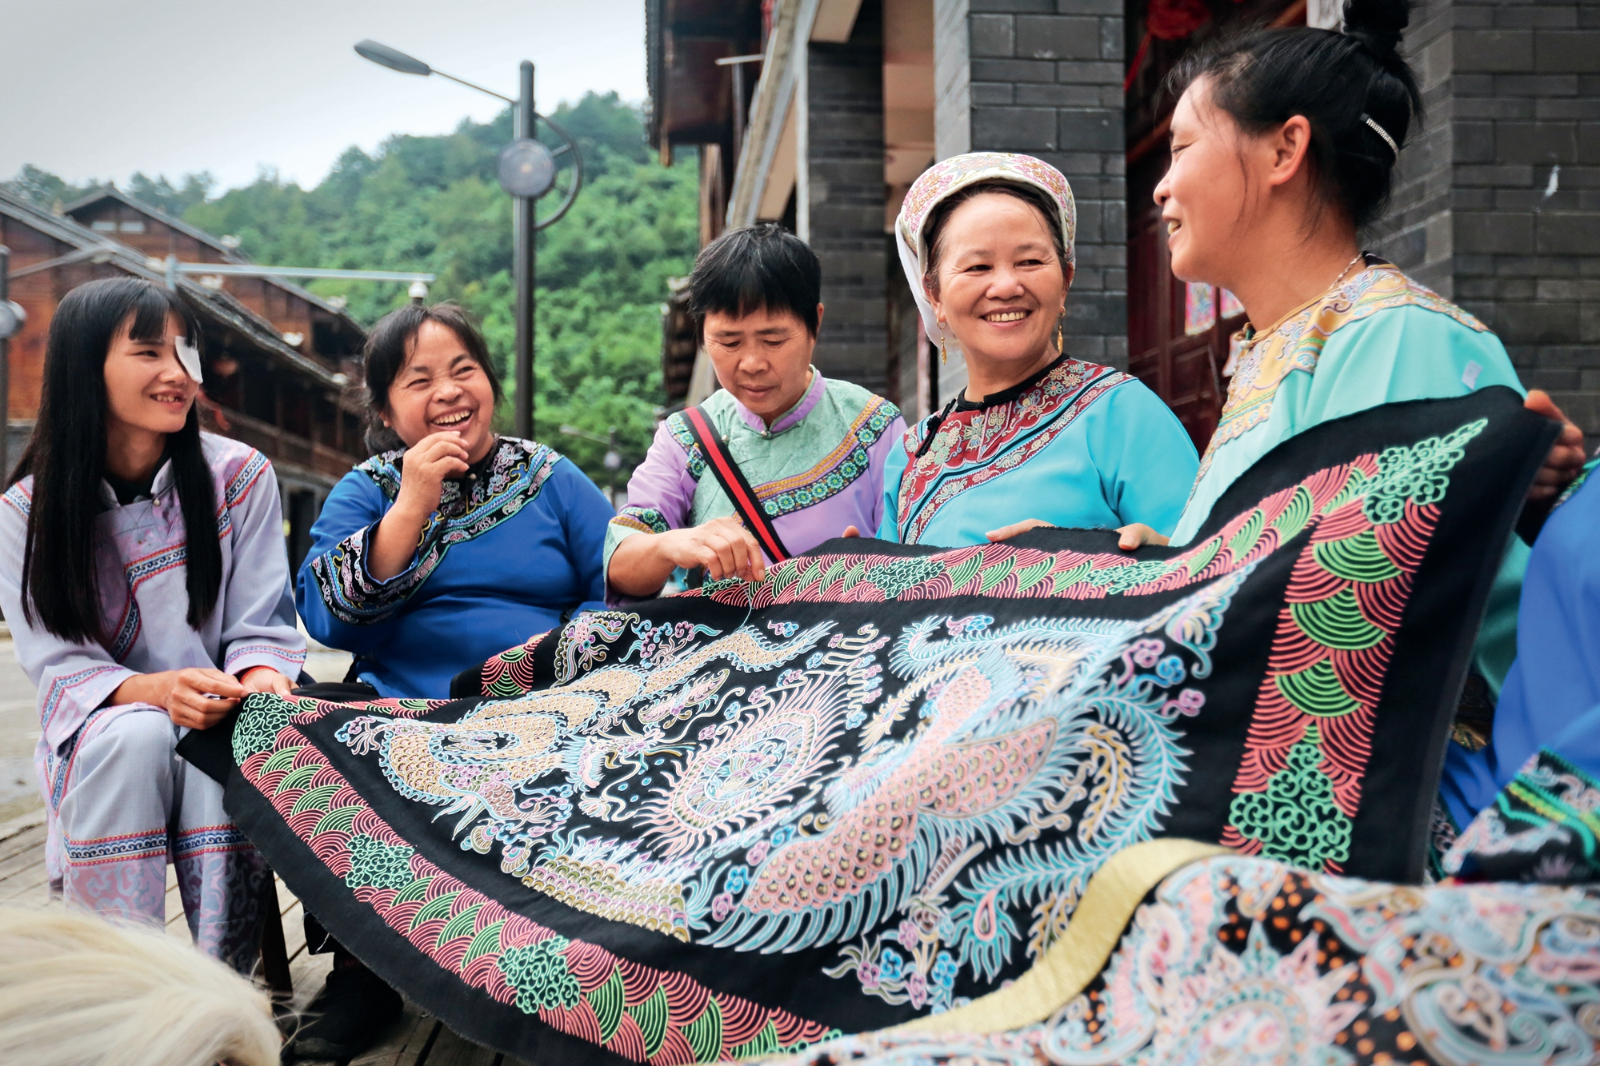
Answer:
top-left (0, 904), bottom-right (280, 1066)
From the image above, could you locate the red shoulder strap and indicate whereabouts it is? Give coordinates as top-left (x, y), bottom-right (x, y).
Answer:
top-left (680, 406), bottom-right (791, 563)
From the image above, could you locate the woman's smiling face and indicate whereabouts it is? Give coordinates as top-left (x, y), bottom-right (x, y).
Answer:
top-left (926, 191), bottom-right (1070, 371)
top-left (102, 310), bottom-right (198, 439)
top-left (1155, 76), bottom-right (1260, 289)
top-left (383, 320), bottom-right (498, 462)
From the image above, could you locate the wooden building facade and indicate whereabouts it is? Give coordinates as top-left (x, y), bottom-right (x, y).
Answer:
top-left (0, 188), bottom-right (368, 567)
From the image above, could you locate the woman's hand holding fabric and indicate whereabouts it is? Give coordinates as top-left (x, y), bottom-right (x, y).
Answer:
top-left (238, 666), bottom-right (294, 697)
top-left (1116, 523), bottom-right (1169, 551)
top-left (370, 432), bottom-right (469, 580)
top-left (110, 668), bottom-right (249, 729)
top-left (660, 517), bottom-right (767, 583)
top-left (1524, 390), bottom-right (1586, 501)
top-left (986, 518), bottom-right (1051, 542)
top-left (610, 518), bottom-right (767, 596)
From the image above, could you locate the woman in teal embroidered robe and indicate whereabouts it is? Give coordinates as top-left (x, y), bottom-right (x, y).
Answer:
top-left (877, 152), bottom-right (1197, 548)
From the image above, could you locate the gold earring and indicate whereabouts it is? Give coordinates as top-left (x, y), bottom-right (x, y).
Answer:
top-left (938, 321), bottom-right (948, 365)
top-left (1056, 320), bottom-right (1064, 355)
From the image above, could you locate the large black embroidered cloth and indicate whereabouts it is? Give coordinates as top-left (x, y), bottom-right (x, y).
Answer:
top-left (221, 389), bottom-right (1553, 1064)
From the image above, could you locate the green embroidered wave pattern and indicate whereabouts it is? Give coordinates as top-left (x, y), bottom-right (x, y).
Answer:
top-left (1224, 417), bottom-right (1487, 870)
top-left (230, 701), bottom-right (840, 1063)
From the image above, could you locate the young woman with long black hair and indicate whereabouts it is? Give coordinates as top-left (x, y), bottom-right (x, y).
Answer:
top-left (0, 278), bottom-right (304, 971)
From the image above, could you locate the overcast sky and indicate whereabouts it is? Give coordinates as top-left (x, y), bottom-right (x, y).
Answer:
top-left (0, 0), bottom-right (646, 194)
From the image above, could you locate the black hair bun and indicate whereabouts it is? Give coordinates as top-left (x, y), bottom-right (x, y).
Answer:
top-left (1342, 0), bottom-right (1410, 64)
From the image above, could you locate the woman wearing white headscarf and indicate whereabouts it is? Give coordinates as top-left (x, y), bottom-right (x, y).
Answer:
top-left (877, 153), bottom-right (1198, 548)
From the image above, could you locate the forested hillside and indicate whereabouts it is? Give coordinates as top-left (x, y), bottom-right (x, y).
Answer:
top-left (7, 93), bottom-right (698, 485)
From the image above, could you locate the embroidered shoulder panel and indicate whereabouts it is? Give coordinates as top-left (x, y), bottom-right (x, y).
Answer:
top-left (1204, 267), bottom-right (1490, 469)
top-left (896, 359), bottom-right (1129, 543)
top-left (2, 481), bottom-right (31, 518)
top-left (665, 413), bottom-right (709, 480)
top-left (756, 396), bottom-right (898, 519)
top-left (311, 439), bottom-right (562, 625)
top-left (670, 396), bottom-right (899, 520)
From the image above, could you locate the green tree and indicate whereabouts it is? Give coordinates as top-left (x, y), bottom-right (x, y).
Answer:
top-left (0, 164), bottom-right (99, 209)
top-left (127, 171), bottom-right (215, 216)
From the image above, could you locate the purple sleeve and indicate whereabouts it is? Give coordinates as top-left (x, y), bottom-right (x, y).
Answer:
top-left (601, 420), bottom-right (700, 575)
top-left (217, 458), bottom-right (308, 679)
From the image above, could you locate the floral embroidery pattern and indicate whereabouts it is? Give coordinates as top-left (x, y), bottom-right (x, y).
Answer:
top-left (1198, 265), bottom-right (1490, 484)
top-left (236, 568), bottom-right (1244, 1036)
top-left (1444, 749), bottom-right (1600, 884)
top-left (782, 855), bottom-right (1600, 1066)
top-left (612, 505), bottom-right (669, 536)
top-left (895, 359), bottom-right (1129, 543)
top-left (233, 695), bottom-right (839, 1063)
top-left (1222, 419), bottom-right (1485, 871)
top-left (228, 393), bottom-right (1541, 1063)
top-left (684, 426), bottom-right (1475, 618)
top-left (309, 439), bottom-right (562, 625)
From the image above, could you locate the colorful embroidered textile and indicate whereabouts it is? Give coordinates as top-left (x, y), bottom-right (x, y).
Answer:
top-left (0, 433), bottom-right (298, 964)
top-left (770, 851), bottom-right (1600, 1066)
top-left (604, 371), bottom-right (904, 590)
top-left (1444, 748), bottom-right (1600, 884)
top-left (878, 354), bottom-right (1197, 545)
top-left (894, 153), bottom-right (1075, 363)
top-left (1441, 454), bottom-right (1600, 832)
top-left (299, 437), bottom-right (612, 697)
top-left (222, 389), bottom-right (1552, 1063)
top-left (1173, 259), bottom-right (1521, 546)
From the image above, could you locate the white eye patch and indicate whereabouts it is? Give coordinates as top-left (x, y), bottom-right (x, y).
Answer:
top-left (175, 335), bottom-right (203, 383)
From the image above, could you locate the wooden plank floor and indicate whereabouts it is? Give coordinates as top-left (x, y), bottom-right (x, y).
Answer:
top-left (0, 812), bottom-right (525, 1066)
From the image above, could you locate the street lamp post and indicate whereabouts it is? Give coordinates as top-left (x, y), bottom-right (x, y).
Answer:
top-left (514, 61), bottom-right (537, 443)
top-left (0, 247), bottom-right (20, 481)
top-left (355, 40), bottom-right (582, 441)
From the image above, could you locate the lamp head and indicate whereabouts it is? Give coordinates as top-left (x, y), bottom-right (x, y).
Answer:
top-left (497, 139), bottom-right (557, 199)
top-left (0, 301), bottom-right (25, 341)
top-left (354, 40), bottom-right (431, 76)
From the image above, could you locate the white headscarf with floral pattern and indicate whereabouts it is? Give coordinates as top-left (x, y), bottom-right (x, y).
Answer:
top-left (895, 152), bottom-right (1076, 362)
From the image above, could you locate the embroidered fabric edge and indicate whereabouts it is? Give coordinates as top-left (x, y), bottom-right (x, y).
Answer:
top-left (893, 838), bottom-right (1228, 1035)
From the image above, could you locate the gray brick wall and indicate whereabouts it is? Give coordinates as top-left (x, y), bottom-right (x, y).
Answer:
top-left (1372, 0), bottom-right (1600, 444)
top-left (806, 0), bottom-right (890, 393)
top-left (929, 0), bottom-right (1126, 402)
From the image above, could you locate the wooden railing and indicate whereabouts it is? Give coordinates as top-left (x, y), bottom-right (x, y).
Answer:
top-left (216, 408), bottom-right (360, 481)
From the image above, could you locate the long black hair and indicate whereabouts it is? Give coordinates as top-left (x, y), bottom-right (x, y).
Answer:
top-left (1169, 0), bottom-right (1423, 228)
top-left (12, 278), bottom-right (222, 644)
top-left (358, 303), bottom-right (502, 454)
